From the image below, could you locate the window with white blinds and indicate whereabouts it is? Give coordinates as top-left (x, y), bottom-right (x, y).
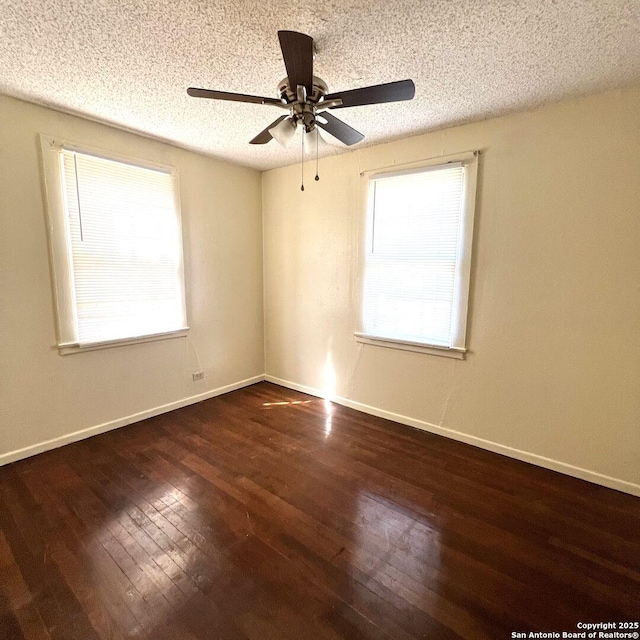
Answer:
top-left (41, 137), bottom-right (188, 350)
top-left (360, 157), bottom-right (477, 353)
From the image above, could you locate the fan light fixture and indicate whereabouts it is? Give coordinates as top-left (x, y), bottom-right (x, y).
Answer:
top-left (303, 127), bottom-right (331, 155)
top-left (269, 117), bottom-right (297, 147)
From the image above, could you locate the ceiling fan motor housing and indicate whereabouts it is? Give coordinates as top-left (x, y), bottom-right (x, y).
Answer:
top-left (277, 76), bottom-right (328, 131)
top-left (277, 75), bottom-right (328, 104)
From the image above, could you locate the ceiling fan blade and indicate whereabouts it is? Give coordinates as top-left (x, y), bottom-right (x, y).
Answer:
top-left (316, 112), bottom-right (364, 146)
top-left (249, 115), bottom-right (289, 144)
top-left (277, 31), bottom-right (314, 94)
top-left (187, 87), bottom-right (283, 106)
top-left (322, 79), bottom-right (415, 109)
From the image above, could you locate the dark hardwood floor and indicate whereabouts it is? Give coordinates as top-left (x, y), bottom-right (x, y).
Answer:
top-left (1, 382), bottom-right (639, 639)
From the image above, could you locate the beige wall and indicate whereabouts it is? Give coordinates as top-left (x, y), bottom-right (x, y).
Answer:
top-left (0, 95), bottom-right (264, 461)
top-left (2, 87), bottom-right (639, 494)
top-left (263, 86), bottom-right (640, 493)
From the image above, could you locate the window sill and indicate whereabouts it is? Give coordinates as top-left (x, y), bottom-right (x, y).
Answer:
top-left (354, 333), bottom-right (466, 359)
top-left (58, 328), bottom-right (189, 355)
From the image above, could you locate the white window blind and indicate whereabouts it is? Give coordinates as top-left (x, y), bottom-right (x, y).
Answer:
top-left (58, 149), bottom-right (187, 346)
top-left (362, 162), bottom-right (471, 350)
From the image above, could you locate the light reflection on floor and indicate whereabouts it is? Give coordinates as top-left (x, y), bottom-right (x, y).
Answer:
top-left (89, 481), bottom-right (211, 635)
top-left (324, 398), bottom-right (333, 436)
top-left (262, 400), bottom-right (312, 407)
top-left (351, 491), bottom-right (442, 596)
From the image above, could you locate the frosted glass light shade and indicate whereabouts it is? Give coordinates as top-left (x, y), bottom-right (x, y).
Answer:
top-left (303, 128), bottom-right (332, 155)
top-left (269, 117), bottom-right (297, 147)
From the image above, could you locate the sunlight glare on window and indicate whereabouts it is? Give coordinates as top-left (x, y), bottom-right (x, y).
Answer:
top-left (363, 164), bottom-right (467, 348)
top-left (60, 150), bottom-right (187, 346)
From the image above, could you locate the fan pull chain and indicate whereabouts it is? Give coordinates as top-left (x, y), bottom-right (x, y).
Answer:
top-left (300, 131), bottom-right (304, 191)
top-left (315, 127), bottom-right (319, 181)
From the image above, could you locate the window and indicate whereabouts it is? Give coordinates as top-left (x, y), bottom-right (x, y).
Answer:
top-left (40, 136), bottom-right (188, 352)
top-left (356, 153), bottom-right (478, 357)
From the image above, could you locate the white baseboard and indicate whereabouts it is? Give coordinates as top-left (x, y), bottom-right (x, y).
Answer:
top-left (0, 374), bottom-right (266, 467)
top-left (265, 375), bottom-right (640, 498)
top-left (6, 373), bottom-right (639, 498)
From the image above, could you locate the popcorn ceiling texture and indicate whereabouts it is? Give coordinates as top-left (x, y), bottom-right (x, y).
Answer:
top-left (1, 0), bottom-right (639, 170)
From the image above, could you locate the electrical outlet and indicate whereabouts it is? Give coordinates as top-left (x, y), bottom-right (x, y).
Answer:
top-left (192, 371), bottom-right (204, 381)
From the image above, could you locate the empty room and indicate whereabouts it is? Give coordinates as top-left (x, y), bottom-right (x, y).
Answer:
top-left (1, 1), bottom-right (639, 638)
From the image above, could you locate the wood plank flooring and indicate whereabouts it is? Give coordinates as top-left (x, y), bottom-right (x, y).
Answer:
top-left (1, 381), bottom-right (639, 639)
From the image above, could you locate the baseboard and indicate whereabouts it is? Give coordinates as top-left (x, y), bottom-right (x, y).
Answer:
top-left (0, 374), bottom-right (266, 467)
top-left (264, 375), bottom-right (640, 498)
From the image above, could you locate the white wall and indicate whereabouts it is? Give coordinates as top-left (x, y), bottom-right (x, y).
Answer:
top-left (0, 95), bottom-right (264, 462)
top-left (263, 86), bottom-right (640, 494)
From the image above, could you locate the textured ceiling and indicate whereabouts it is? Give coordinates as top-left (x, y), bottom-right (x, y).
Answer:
top-left (1, 0), bottom-right (639, 170)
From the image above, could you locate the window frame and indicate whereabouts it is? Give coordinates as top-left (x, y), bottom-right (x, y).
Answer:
top-left (39, 134), bottom-right (189, 354)
top-left (354, 151), bottom-right (478, 359)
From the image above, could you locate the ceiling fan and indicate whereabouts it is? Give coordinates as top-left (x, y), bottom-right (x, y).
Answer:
top-left (187, 30), bottom-right (416, 149)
